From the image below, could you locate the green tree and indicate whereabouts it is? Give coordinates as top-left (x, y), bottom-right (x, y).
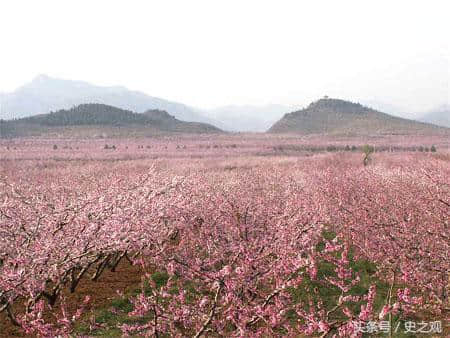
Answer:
top-left (362, 144), bottom-right (374, 166)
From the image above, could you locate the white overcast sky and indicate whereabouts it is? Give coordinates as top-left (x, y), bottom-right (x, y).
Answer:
top-left (0, 0), bottom-right (448, 114)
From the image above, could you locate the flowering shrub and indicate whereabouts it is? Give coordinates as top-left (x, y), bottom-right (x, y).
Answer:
top-left (0, 138), bottom-right (448, 336)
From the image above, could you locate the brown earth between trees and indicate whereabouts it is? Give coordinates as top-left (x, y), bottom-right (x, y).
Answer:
top-left (0, 260), bottom-right (143, 337)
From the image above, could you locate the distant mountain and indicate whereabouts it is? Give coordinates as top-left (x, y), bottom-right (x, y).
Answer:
top-left (419, 105), bottom-right (450, 128)
top-left (0, 103), bottom-right (222, 138)
top-left (268, 97), bottom-right (449, 135)
top-left (0, 75), bottom-right (220, 127)
top-left (205, 104), bottom-right (296, 132)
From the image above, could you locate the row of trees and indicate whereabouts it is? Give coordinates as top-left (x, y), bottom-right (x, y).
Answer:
top-left (272, 144), bottom-right (437, 153)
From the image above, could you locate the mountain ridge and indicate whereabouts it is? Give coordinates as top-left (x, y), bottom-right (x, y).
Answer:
top-left (419, 104), bottom-right (450, 128)
top-left (0, 75), bottom-right (220, 127)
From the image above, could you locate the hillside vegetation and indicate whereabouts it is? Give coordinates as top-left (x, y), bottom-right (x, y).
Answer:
top-left (268, 98), bottom-right (450, 135)
top-left (0, 104), bottom-right (222, 138)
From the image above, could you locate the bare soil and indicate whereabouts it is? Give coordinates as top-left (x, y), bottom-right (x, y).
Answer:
top-left (0, 260), bottom-right (143, 337)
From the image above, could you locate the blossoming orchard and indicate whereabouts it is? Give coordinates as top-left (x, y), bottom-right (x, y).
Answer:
top-left (0, 135), bottom-right (448, 337)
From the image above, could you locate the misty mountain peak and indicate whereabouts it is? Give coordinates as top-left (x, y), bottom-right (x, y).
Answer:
top-left (28, 74), bottom-right (89, 89)
top-left (419, 104), bottom-right (450, 128)
top-left (32, 74), bottom-right (52, 83)
top-left (0, 76), bottom-right (219, 126)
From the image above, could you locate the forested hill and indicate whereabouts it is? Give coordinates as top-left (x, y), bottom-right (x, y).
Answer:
top-left (19, 104), bottom-right (148, 126)
top-left (0, 104), bottom-right (223, 138)
top-left (268, 98), bottom-right (449, 135)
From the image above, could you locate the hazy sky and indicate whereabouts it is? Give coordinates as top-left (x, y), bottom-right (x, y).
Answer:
top-left (0, 0), bottom-right (448, 114)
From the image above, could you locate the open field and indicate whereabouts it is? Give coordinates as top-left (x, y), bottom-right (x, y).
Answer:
top-left (0, 135), bottom-right (449, 337)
